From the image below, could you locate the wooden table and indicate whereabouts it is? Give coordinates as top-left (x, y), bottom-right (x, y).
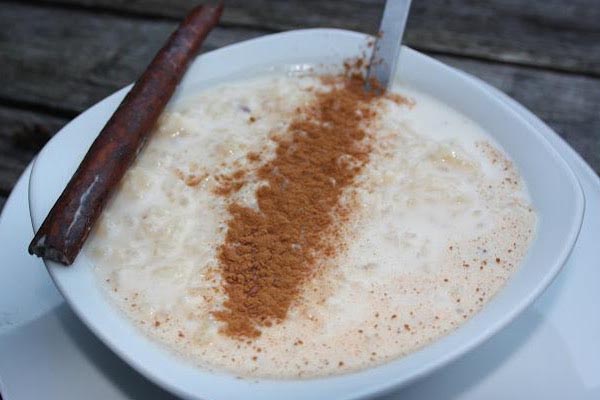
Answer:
top-left (1, 0), bottom-right (599, 212)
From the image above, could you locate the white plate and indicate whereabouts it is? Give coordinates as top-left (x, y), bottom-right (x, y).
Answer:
top-left (1, 57), bottom-right (599, 399)
top-left (24, 30), bottom-right (586, 399)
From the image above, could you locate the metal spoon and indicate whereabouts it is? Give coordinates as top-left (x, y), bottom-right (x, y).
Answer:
top-left (365, 0), bottom-right (413, 92)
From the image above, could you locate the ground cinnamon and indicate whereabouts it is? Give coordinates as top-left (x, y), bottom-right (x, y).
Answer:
top-left (214, 75), bottom-right (381, 338)
top-left (214, 170), bottom-right (246, 196)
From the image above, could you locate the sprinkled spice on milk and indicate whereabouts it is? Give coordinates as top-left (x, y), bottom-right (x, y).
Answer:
top-left (86, 72), bottom-right (536, 378)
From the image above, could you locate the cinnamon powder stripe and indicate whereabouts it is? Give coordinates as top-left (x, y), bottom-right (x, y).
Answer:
top-left (214, 76), bottom-right (381, 338)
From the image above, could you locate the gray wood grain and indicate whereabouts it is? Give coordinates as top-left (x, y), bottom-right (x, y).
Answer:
top-left (0, 105), bottom-right (68, 195)
top-left (33, 0), bottom-right (600, 76)
top-left (0, 2), bottom-right (267, 114)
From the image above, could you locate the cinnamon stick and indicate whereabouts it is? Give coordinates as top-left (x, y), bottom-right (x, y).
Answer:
top-left (28, 3), bottom-right (223, 265)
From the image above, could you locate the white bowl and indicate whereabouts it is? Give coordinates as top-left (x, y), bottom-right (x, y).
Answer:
top-left (28, 29), bottom-right (584, 400)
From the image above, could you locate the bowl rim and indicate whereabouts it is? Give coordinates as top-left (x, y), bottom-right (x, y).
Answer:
top-left (28, 28), bottom-right (585, 400)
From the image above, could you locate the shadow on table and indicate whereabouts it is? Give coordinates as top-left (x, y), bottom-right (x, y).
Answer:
top-left (56, 305), bottom-right (178, 399)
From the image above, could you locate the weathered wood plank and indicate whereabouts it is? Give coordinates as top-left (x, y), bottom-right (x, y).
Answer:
top-left (33, 0), bottom-right (600, 76)
top-left (0, 105), bottom-right (69, 194)
top-left (0, 2), bottom-right (267, 114)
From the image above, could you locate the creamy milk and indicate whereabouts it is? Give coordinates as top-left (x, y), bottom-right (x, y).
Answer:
top-left (85, 74), bottom-right (536, 378)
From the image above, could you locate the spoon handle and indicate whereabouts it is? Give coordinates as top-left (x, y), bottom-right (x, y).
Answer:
top-left (366, 0), bottom-right (413, 91)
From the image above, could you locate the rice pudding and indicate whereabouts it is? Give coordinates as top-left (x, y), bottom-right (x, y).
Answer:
top-left (85, 72), bottom-right (536, 378)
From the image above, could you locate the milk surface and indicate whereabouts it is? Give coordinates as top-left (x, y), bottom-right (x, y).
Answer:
top-left (86, 74), bottom-right (536, 378)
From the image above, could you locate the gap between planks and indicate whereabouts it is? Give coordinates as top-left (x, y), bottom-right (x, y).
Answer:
top-left (23, 0), bottom-right (600, 77)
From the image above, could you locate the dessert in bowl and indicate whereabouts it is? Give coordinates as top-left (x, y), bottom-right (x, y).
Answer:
top-left (28, 29), bottom-right (584, 399)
